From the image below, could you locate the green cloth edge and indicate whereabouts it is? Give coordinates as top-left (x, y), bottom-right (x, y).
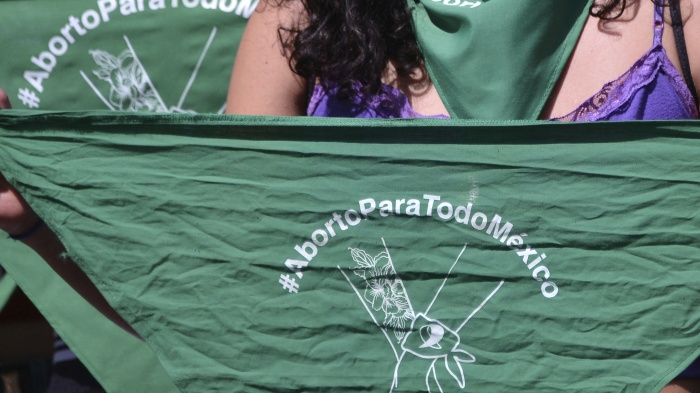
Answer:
top-left (0, 238), bottom-right (181, 393)
top-left (2, 110), bottom-right (700, 392)
top-left (0, 271), bottom-right (16, 311)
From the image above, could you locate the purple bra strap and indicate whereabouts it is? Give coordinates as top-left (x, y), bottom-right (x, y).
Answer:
top-left (653, 4), bottom-right (664, 45)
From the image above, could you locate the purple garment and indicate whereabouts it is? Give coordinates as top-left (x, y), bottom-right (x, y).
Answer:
top-left (307, 83), bottom-right (449, 119)
top-left (553, 5), bottom-right (698, 121)
top-left (308, 5), bottom-right (697, 121)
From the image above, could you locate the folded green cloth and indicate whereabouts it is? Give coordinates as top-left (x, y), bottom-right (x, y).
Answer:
top-left (1, 111), bottom-right (698, 392)
top-left (412, 0), bottom-right (590, 119)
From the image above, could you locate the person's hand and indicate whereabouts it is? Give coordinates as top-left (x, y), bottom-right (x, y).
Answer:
top-left (0, 88), bottom-right (11, 110)
top-left (0, 88), bottom-right (40, 237)
top-left (0, 173), bottom-right (40, 237)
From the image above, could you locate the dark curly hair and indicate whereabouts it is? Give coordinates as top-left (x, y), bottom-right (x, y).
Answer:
top-left (278, 0), bottom-right (672, 100)
top-left (278, 0), bottom-right (424, 101)
top-left (590, 0), bottom-right (676, 20)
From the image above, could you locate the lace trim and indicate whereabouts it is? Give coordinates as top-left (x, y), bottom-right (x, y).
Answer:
top-left (552, 45), bottom-right (698, 122)
top-left (308, 82), bottom-right (450, 119)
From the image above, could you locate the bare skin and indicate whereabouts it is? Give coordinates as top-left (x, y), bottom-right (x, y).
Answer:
top-left (543, 0), bottom-right (700, 118)
top-left (227, 0), bottom-right (700, 118)
top-left (226, 1), bottom-right (308, 116)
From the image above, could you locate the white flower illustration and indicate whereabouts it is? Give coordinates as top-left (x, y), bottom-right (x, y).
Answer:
top-left (350, 248), bottom-right (414, 341)
top-left (90, 49), bottom-right (161, 112)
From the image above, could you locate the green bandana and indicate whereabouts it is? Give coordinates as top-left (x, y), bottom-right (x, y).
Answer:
top-left (0, 111), bottom-right (698, 392)
top-left (411, 0), bottom-right (591, 119)
top-left (0, 0), bottom-right (250, 113)
top-left (0, 1), bottom-right (251, 391)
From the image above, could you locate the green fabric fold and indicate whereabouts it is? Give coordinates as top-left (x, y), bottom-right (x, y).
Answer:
top-left (411, 0), bottom-right (591, 119)
top-left (0, 240), bottom-right (182, 393)
top-left (0, 273), bottom-right (16, 311)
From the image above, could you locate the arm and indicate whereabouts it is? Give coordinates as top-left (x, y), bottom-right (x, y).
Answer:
top-left (226, 1), bottom-right (308, 116)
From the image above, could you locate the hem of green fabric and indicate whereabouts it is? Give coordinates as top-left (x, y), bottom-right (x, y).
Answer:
top-left (531, 0), bottom-right (594, 120)
top-left (409, 0), bottom-right (459, 119)
top-left (0, 274), bottom-right (16, 311)
top-left (652, 342), bottom-right (700, 392)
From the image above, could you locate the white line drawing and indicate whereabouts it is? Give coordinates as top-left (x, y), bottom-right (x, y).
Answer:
top-left (81, 27), bottom-right (224, 113)
top-left (457, 279), bottom-right (504, 333)
top-left (176, 27), bottom-right (218, 110)
top-left (83, 44), bottom-right (164, 112)
top-left (122, 35), bottom-right (167, 111)
top-left (79, 70), bottom-right (117, 111)
top-left (346, 240), bottom-right (415, 344)
top-left (339, 240), bottom-right (505, 393)
top-left (339, 268), bottom-right (400, 361)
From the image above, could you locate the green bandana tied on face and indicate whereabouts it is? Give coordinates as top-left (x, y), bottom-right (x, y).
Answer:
top-left (0, 112), bottom-right (699, 393)
top-left (410, 0), bottom-right (591, 119)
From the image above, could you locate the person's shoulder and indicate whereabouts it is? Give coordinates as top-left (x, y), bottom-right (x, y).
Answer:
top-left (225, 1), bottom-right (308, 116)
top-left (680, 1), bottom-right (700, 65)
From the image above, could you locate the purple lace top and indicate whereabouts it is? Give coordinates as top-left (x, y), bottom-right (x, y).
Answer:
top-left (308, 6), bottom-right (697, 121)
top-left (307, 82), bottom-right (449, 119)
top-left (552, 5), bottom-right (698, 121)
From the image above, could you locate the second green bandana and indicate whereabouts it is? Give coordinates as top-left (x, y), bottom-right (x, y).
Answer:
top-left (411, 0), bottom-right (590, 120)
top-left (0, 112), bottom-right (698, 393)
top-left (0, 0), bottom-right (251, 113)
